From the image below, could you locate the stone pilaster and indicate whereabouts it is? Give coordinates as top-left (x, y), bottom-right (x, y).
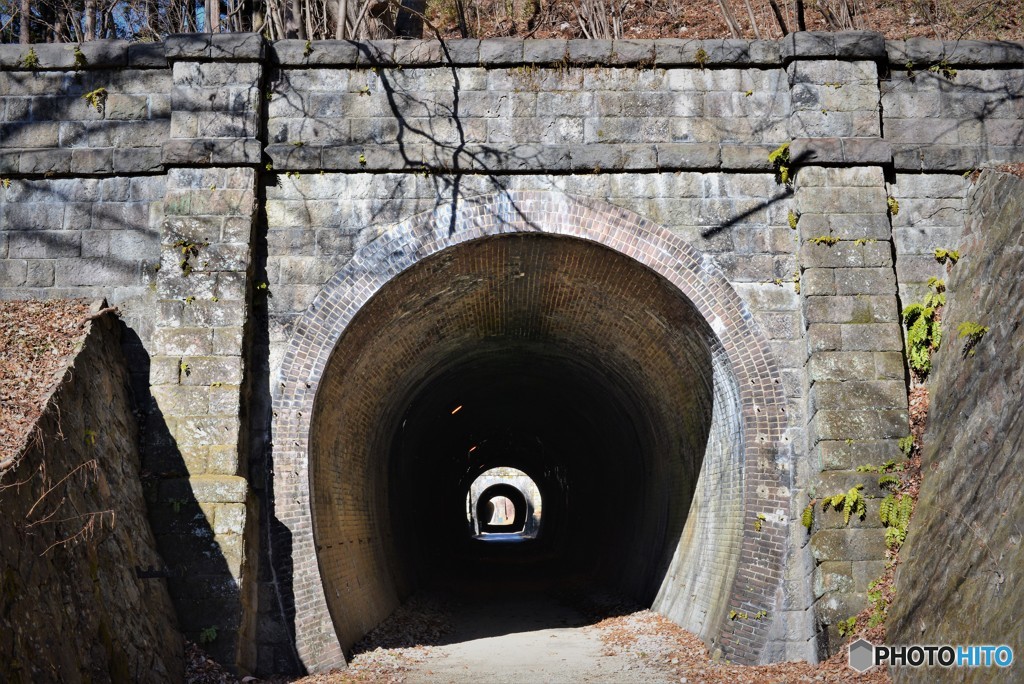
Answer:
top-left (146, 33), bottom-right (264, 672)
top-left (795, 165), bottom-right (909, 652)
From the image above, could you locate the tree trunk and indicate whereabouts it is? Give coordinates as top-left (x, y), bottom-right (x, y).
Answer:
top-left (288, 0), bottom-right (306, 38)
top-left (85, 0), bottom-right (97, 40)
top-left (19, 0), bottom-right (30, 43)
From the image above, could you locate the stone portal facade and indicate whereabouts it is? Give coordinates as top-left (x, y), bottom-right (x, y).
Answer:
top-left (0, 32), bottom-right (1020, 674)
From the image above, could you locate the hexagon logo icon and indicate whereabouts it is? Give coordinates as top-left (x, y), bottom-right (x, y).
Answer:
top-left (849, 638), bottom-right (875, 672)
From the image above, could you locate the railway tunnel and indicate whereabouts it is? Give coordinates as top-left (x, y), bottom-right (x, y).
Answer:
top-left (273, 193), bottom-right (786, 667)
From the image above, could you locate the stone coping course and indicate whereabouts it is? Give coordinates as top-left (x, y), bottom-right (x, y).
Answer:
top-left (0, 32), bottom-right (1020, 71)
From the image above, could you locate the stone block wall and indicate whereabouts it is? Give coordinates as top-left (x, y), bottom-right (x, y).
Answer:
top-left (0, 32), bottom-right (1021, 673)
top-left (0, 303), bottom-right (183, 683)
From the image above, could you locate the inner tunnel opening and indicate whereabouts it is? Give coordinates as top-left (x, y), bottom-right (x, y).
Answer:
top-left (309, 233), bottom-right (743, 654)
top-left (467, 467), bottom-right (541, 539)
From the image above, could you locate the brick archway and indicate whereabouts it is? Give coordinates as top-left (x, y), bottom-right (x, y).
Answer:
top-left (271, 191), bottom-right (789, 670)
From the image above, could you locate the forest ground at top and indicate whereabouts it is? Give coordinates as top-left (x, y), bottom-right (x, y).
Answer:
top-left (420, 0), bottom-right (1023, 43)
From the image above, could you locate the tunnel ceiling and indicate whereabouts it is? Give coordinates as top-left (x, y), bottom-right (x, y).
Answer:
top-left (272, 192), bottom-right (789, 669)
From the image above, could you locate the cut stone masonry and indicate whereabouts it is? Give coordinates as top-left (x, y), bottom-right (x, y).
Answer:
top-left (0, 30), bottom-right (1020, 675)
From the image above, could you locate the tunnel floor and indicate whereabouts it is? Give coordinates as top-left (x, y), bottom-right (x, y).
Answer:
top-left (288, 585), bottom-right (877, 684)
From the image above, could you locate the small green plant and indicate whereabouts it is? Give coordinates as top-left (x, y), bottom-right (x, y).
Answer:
top-left (291, 141), bottom-right (305, 147)
top-left (167, 497), bottom-right (188, 513)
top-left (753, 609), bottom-right (768, 620)
top-left (744, 89), bottom-right (753, 97)
top-left (886, 196), bottom-right (899, 216)
top-left (902, 278), bottom-right (946, 376)
top-left (856, 459), bottom-right (905, 474)
top-left (286, 171), bottom-right (301, 179)
top-left (173, 239), bottom-right (207, 277)
top-left (822, 484), bottom-right (866, 525)
top-left (1, 178), bottom-right (10, 189)
top-left (84, 429), bottom-right (98, 446)
top-left (809, 235), bottom-right (839, 246)
top-left (695, 47), bottom-right (709, 68)
top-left (877, 473), bottom-right (900, 490)
top-left (358, 153), bottom-right (367, 166)
top-left (957, 321), bottom-right (989, 357)
top-left (73, 45), bottom-right (88, 70)
top-left (19, 47), bottom-right (40, 69)
top-left (265, 90), bottom-right (274, 101)
top-left (210, 382), bottom-right (224, 388)
top-left (768, 142), bottom-right (791, 186)
top-left (82, 87), bottom-right (108, 113)
top-left (880, 493), bottom-right (913, 550)
top-left (854, 237), bottom-right (876, 246)
top-left (866, 579), bottom-right (889, 627)
top-left (303, 40), bottom-right (313, 58)
top-left (929, 60), bottom-right (957, 80)
top-left (728, 609), bottom-right (748, 620)
top-left (898, 434), bottom-right (914, 456)
top-left (359, 85), bottom-right (371, 96)
top-left (934, 248), bottom-right (960, 265)
top-left (265, 162), bottom-right (274, 171)
top-left (801, 501), bottom-right (815, 531)
top-left (183, 296), bottom-right (195, 305)
top-left (754, 513), bottom-right (767, 532)
top-left (787, 210), bottom-right (799, 230)
top-left (198, 626), bottom-right (218, 644)
top-left (904, 59), bottom-right (916, 78)
top-left (836, 616), bottom-right (857, 637)
top-left (255, 281), bottom-right (272, 298)
top-left (180, 361), bottom-right (191, 376)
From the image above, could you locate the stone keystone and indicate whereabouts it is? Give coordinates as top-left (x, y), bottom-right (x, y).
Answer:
top-left (848, 638), bottom-right (875, 672)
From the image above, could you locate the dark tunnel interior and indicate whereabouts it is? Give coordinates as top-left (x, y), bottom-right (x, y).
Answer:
top-left (307, 233), bottom-right (738, 653)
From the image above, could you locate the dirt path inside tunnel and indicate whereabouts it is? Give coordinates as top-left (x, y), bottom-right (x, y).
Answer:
top-left (285, 587), bottom-right (891, 684)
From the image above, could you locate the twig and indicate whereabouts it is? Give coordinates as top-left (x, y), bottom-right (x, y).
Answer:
top-left (83, 305), bottom-right (119, 325)
top-left (716, 0), bottom-right (744, 38)
top-left (25, 459), bottom-right (98, 520)
top-left (769, 0), bottom-right (789, 35)
top-left (743, 0), bottom-right (761, 38)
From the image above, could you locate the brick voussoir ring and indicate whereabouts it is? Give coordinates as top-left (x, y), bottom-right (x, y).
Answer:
top-left (272, 190), bottom-right (789, 671)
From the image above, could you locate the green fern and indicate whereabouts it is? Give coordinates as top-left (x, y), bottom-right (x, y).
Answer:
top-left (877, 473), bottom-right (900, 490)
top-left (880, 493), bottom-right (914, 549)
top-left (898, 435), bottom-right (914, 456)
top-left (957, 321), bottom-right (989, 357)
top-left (821, 485), bottom-right (866, 525)
top-left (801, 502), bottom-right (815, 531)
top-left (902, 279), bottom-right (945, 376)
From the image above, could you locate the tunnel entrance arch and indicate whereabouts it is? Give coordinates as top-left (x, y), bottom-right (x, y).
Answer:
top-left (271, 191), bottom-right (789, 670)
